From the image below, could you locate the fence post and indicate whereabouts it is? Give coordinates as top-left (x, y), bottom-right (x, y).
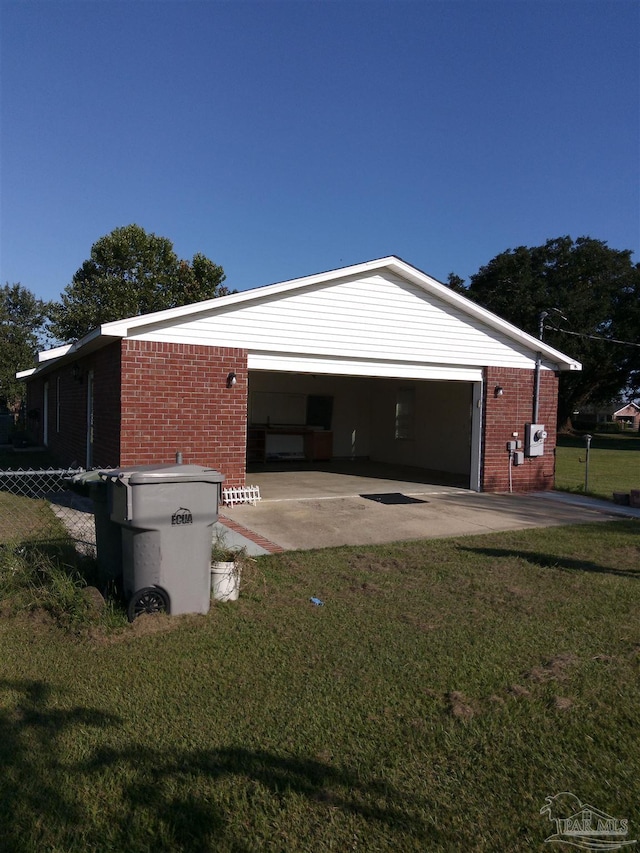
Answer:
top-left (584, 434), bottom-right (592, 493)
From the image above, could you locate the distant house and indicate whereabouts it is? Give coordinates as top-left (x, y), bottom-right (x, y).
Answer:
top-left (614, 402), bottom-right (640, 430)
top-left (571, 403), bottom-right (616, 427)
top-left (18, 256), bottom-right (581, 493)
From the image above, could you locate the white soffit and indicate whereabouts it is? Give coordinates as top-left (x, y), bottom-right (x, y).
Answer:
top-left (248, 352), bottom-right (483, 382)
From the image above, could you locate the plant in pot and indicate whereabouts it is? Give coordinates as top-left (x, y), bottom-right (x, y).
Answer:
top-left (211, 532), bottom-right (246, 602)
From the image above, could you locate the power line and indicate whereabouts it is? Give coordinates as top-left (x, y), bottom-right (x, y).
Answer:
top-left (545, 325), bottom-right (640, 348)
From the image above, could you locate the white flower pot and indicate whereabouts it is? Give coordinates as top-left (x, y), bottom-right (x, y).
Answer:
top-left (211, 561), bottom-right (240, 601)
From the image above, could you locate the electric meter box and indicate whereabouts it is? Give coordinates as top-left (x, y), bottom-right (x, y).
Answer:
top-left (525, 423), bottom-right (548, 457)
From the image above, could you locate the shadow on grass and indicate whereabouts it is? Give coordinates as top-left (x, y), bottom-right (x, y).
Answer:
top-left (0, 679), bottom-right (430, 852)
top-left (0, 679), bottom-right (121, 852)
top-left (460, 546), bottom-right (640, 579)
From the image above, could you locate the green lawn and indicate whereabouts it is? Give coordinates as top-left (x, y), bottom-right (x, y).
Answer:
top-left (555, 432), bottom-right (640, 500)
top-left (1, 519), bottom-right (639, 851)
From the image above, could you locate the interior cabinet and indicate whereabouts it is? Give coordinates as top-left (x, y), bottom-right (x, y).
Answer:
top-left (247, 427), bottom-right (332, 462)
top-left (304, 430), bottom-right (332, 461)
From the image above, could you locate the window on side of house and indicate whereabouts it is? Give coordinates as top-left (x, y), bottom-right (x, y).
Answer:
top-left (395, 387), bottom-right (415, 440)
top-left (56, 376), bottom-right (60, 432)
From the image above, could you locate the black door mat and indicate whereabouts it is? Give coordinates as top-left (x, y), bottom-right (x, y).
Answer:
top-left (360, 493), bottom-right (428, 505)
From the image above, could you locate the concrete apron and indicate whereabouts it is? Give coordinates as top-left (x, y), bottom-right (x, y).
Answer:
top-left (218, 466), bottom-right (640, 553)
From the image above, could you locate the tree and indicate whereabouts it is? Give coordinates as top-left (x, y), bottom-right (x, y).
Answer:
top-left (459, 236), bottom-right (640, 430)
top-left (48, 225), bottom-right (228, 342)
top-left (0, 284), bottom-right (52, 411)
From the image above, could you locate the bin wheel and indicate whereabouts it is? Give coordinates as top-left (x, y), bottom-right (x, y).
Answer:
top-left (127, 587), bottom-right (170, 622)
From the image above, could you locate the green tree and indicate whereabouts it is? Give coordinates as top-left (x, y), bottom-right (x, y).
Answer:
top-left (0, 284), bottom-right (51, 411)
top-left (459, 236), bottom-right (640, 430)
top-left (48, 225), bottom-right (228, 342)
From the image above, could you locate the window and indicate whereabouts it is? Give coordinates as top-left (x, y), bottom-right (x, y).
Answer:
top-left (43, 381), bottom-right (49, 446)
top-left (395, 387), bottom-right (415, 440)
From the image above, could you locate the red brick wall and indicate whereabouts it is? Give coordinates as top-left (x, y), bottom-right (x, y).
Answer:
top-left (482, 366), bottom-right (558, 492)
top-left (25, 341), bottom-right (559, 494)
top-left (25, 342), bottom-right (122, 468)
top-left (120, 340), bottom-right (248, 487)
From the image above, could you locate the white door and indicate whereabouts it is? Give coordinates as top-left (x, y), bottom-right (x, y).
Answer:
top-left (470, 381), bottom-right (483, 492)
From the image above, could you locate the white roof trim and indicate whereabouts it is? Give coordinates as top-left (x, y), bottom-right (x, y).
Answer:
top-left (24, 256), bottom-right (582, 376)
top-left (37, 344), bottom-right (73, 363)
top-left (248, 352), bottom-right (484, 382)
top-left (614, 403), bottom-right (640, 416)
top-left (97, 256), bottom-right (581, 371)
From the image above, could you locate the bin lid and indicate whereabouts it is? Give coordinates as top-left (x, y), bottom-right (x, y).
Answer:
top-left (66, 469), bottom-right (103, 485)
top-left (99, 464), bottom-right (224, 486)
top-left (65, 468), bottom-right (106, 496)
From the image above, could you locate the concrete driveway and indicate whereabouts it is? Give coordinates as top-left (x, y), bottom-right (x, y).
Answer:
top-left (219, 463), bottom-right (640, 553)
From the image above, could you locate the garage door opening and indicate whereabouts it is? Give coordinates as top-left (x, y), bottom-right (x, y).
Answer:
top-left (246, 371), bottom-right (481, 492)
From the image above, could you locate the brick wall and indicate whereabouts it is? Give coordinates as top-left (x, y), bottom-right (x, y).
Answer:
top-left (482, 366), bottom-right (559, 492)
top-left (25, 342), bottom-right (122, 468)
top-left (25, 341), bottom-right (560, 494)
top-left (120, 340), bottom-right (248, 487)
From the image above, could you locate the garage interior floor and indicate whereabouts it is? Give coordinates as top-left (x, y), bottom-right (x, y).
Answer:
top-left (217, 460), bottom-right (640, 553)
top-left (244, 459), bottom-right (469, 500)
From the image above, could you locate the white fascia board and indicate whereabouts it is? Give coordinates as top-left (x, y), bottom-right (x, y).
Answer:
top-left (37, 344), bottom-right (74, 363)
top-left (16, 368), bottom-right (37, 379)
top-left (32, 328), bottom-right (106, 368)
top-left (71, 326), bottom-right (110, 350)
top-left (82, 255), bottom-right (582, 372)
top-left (614, 403), bottom-right (640, 416)
top-left (26, 328), bottom-right (118, 379)
top-left (99, 259), bottom-right (397, 336)
top-left (384, 258), bottom-right (582, 372)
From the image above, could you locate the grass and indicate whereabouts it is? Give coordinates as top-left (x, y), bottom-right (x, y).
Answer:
top-left (0, 492), bottom-right (66, 543)
top-left (0, 517), bottom-right (639, 851)
top-left (0, 540), bottom-right (125, 633)
top-left (555, 432), bottom-right (640, 500)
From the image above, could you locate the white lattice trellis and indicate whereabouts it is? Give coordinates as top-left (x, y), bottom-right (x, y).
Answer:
top-left (222, 485), bottom-right (261, 507)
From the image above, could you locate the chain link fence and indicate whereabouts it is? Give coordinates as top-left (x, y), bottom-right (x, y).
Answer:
top-left (0, 468), bottom-right (98, 556)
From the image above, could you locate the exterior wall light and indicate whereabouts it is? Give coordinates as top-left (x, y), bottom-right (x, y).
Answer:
top-left (226, 372), bottom-right (237, 388)
top-left (494, 385), bottom-right (504, 397)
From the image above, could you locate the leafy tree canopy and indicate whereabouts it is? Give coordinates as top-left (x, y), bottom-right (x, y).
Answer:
top-left (1, 284), bottom-right (52, 411)
top-left (48, 225), bottom-right (228, 342)
top-left (456, 236), bottom-right (640, 429)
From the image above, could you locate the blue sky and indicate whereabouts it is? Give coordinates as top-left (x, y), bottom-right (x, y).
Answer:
top-left (1, 0), bottom-right (638, 305)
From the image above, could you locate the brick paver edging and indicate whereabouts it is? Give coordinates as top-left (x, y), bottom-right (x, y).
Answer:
top-left (218, 514), bottom-right (285, 554)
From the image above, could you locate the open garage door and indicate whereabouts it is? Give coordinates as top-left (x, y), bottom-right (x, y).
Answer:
top-left (246, 366), bottom-right (482, 491)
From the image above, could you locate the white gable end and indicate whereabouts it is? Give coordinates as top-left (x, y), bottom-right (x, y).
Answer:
top-left (26, 257), bottom-right (579, 383)
top-left (126, 270), bottom-right (563, 373)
